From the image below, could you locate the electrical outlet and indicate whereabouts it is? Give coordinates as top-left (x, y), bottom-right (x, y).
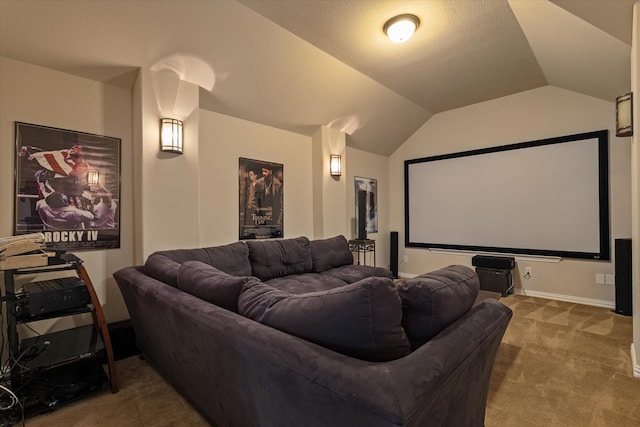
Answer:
top-left (595, 273), bottom-right (605, 285)
top-left (524, 267), bottom-right (532, 279)
top-left (401, 255), bottom-right (408, 263)
top-left (605, 274), bottom-right (615, 285)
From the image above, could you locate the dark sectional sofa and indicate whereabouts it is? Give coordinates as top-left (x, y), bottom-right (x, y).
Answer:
top-left (114, 235), bottom-right (512, 427)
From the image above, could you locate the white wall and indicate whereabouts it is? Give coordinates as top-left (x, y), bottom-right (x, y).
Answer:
top-left (197, 109), bottom-right (314, 245)
top-left (0, 57), bottom-right (133, 324)
top-left (630, 1), bottom-right (639, 377)
top-left (136, 68), bottom-right (201, 260)
top-left (390, 85), bottom-right (631, 306)
top-left (346, 146), bottom-right (390, 268)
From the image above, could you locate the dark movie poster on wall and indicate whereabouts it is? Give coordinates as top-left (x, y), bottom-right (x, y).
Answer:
top-left (239, 157), bottom-right (284, 240)
top-left (13, 122), bottom-right (121, 250)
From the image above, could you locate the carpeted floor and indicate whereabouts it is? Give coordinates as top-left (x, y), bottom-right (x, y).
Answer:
top-left (486, 295), bottom-right (640, 427)
top-left (19, 295), bottom-right (640, 426)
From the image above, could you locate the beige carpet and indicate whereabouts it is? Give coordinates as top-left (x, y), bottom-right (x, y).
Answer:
top-left (487, 295), bottom-right (640, 427)
top-left (21, 295), bottom-right (640, 426)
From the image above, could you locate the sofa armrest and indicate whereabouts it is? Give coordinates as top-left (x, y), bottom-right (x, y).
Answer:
top-left (387, 299), bottom-right (512, 426)
top-left (114, 266), bottom-right (511, 427)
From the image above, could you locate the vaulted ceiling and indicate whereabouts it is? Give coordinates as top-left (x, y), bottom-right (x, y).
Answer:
top-left (0, 0), bottom-right (634, 156)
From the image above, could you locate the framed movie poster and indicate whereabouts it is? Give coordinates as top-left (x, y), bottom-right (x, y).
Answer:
top-left (239, 157), bottom-right (284, 240)
top-left (355, 176), bottom-right (378, 234)
top-left (14, 122), bottom-right (121, 250)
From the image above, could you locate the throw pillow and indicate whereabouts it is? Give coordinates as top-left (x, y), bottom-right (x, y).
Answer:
top-left (145, 241), bottom-right (251, 286)
top-left (177, 261), bottom-right (257, 312)
top-left (309, 235), bottom-right (354, 273)
top-left (246, 237), bottom-right (313, 281)
top-left (145, 253), bottom-right (181, 287)
top-left (238, 277), bottom-right (411, 362)
top-left (397, 265), bottom-right (479, 349)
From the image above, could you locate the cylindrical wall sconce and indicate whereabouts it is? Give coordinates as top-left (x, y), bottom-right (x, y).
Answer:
top-left (330, 154), bottom-right (342, 177)
top-left (616, 92), bottom-right (633, 137)
top-left (160, 118), bottom-right (184, 153)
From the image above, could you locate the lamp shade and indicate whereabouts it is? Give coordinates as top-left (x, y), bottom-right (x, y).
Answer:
top-left (160, 118), bottom-right (184, 153)
top-left (616, 93), bottom-right (633, 137)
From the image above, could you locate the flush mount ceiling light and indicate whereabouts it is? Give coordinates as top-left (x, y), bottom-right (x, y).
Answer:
top-left (383, 14), bottom-right (420, 43)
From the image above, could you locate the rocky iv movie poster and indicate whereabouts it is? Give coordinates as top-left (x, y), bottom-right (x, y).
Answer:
top-left (14, 122), bottom-right (121, 251)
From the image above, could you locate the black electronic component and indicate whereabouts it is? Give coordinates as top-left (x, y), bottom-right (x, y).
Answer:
top-left (471, 255), bottom-right (515, 270)
top-left (472, 255), bottom-right (515, 297)
top-left (357, 190), bottom-right (367, 240)
top-left (614, 238), bottom-right (632, 316)
top-left (19, 277), bottom-right (90, 318)
top-left (390, 231), bottom-right (399, 278)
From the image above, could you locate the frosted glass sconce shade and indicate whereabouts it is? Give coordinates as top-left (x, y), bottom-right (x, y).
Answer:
top-left (616, 93), bottom-right (633, 137)
top-left (160, 118), bottom-right (184, 154)
top-left (330, 154), bottom-right (342, 176)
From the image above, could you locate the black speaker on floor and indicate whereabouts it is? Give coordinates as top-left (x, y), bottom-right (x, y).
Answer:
top-left (108, 320), bottom-right (139, 360)
top-left (614, 238), bottom-right (632, 316)
top-left (357, 190), bottom-right (367, 240)
top-left (390, 231), bottom-right (399, 278)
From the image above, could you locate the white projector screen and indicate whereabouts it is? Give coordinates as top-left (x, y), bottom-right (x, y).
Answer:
top-left (404, 130), bottom-right (610, 260)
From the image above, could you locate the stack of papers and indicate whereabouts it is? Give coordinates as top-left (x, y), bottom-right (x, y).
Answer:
top-left (0, 233), bottom-right (48, 270)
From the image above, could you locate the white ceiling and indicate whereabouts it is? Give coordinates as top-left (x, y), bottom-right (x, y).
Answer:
top-left (0, 0), bottom-right (634, 156)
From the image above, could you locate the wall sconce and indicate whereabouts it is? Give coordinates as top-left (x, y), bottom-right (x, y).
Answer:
top-left (87, 169), bottom-right (100, 186)
top-left (330, 154), bottom-right (342, 177)
top-left (616, 92), bottom-right (633, 137)
top-left (160, 118), bottom-right (184, 153)
top-left (384, 14), bottom-right (420, 43)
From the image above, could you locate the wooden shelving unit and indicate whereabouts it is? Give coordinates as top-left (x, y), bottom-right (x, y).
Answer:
top-left (1, 252), bottom-right (117, 419)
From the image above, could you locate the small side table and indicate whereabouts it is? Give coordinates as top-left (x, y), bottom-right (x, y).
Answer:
top-left (349, 239), bottom-right (376, 266)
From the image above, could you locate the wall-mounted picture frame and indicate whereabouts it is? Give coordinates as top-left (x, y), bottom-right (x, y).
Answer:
top-left (355, 176), bottom-right (378, 234)
top-left (239, 157), bottom-right (284, 240)
top-left (14, 122), bottom-right (121, 250)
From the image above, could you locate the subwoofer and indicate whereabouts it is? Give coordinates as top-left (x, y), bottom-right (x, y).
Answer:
top-left (614, 238), bottom-right (632, 316)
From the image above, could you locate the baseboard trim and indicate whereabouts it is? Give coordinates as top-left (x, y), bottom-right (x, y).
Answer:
top-left (398, 272), bottom-right (615, 309)
top-left (632, 343), bottom-right (640, 378)
top-left (512, 289), bottom-right (614, 309)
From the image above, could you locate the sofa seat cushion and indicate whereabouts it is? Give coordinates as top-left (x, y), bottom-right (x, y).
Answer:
top-left (309, 235), bottom-right (354, 273)
top-left (265, 273), bottom-right (349, 294)
top-left (246, 237), bottom-right (313, 281)
top-left (321, 264), bottom-right (394, 284)
top-left (238, 277), bottom-right (411, 362)
top-left (145, 242), bottom-right (251, 287)
top-left (398, 265), bottom-right (479, 349)
top-left (177, 261), bottom-right (257, 312)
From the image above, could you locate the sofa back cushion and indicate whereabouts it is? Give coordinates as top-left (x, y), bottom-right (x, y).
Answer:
top-left (246, 237), bottom-right (313, 281)
top-left (309, 235), bottom-right (354, 273)
top-left (177, 261), bottom-right (256, 312)
top-left (145, 241), bottom-right (251, 286)
top-left (238, 277), bottom-right (411, 362)
top-left (397, 265), bottom-right (479, 349)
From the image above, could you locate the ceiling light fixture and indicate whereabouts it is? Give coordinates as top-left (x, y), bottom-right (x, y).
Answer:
top-left (384, 14), bottom-right (420, 43)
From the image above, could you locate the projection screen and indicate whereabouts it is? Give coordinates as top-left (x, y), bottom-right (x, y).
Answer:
top-left (404, 130), bottom-right (609, 260)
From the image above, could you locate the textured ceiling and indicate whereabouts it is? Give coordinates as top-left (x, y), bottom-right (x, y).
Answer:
top-left (0, 0), bottom-right (634, 156)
